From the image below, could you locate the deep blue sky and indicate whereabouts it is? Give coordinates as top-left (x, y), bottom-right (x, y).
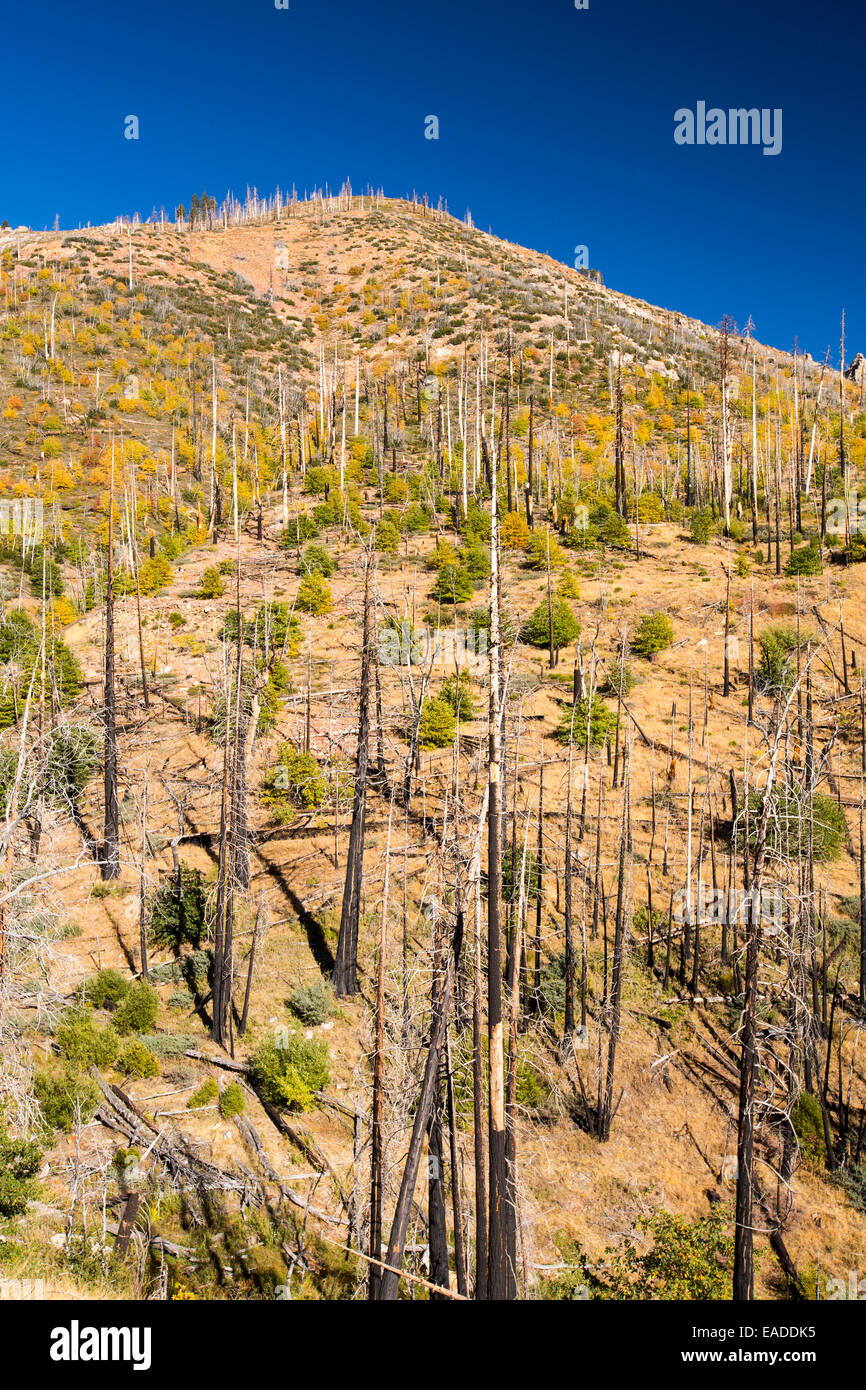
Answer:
top-left (5, 0), bottom-right (864, 364)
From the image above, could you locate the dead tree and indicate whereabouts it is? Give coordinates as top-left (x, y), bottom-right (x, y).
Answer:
top-left (333, 556), bottom-right (373, 996)
top-left (101, 443), bottom-right (121, 880)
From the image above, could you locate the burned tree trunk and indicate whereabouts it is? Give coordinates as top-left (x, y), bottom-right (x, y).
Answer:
top-left (333, 557), bottom-right (373, 997)
top-left (102, 445), bottom-right (121, 880)
top-left (376, 911), bottom-right (463, 1300)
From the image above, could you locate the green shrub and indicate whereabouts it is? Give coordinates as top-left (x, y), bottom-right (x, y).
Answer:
top-left (197, 566), bottom-right (225, 599)
top-left (0, 610), bottom-right (82, 727)
top-left (56, 1010), bottom-right (119, 1067)
top-left (139, 1033), bottom-right (195, 1058)
top-left (218, 1082), bottom-right (246, 1118)
top-left (603, 660), bottom-right (636, 697)
top-left (430, 564), bottom-right (473, 605)
top-left (690, 508), bottom-right (715, 545)
top-left (515, 1059), bottom-right (549, 1112)
top-left (35, 1067), bottom-right (100, 1133)
top-left (792, 1091), bottom-right (826, 1162)
top-left (785, 541), bottom-right (822, 577)
top-left (523, 532), bottom-right (566, 571)
top-left (374, 517), bottom-right (402, 553)
top-left (556, 696), bottom-right (618, 749)
top-left (297, 571), bottom-right (333, 615)
top-left (262, 747), bottom-right (326, 818)
top-left (460, 540), bottom-right (491, 581)
top-left (41, 724), bottom-right (100, 804)
top-left (148, 868), bottom-right (208, 950)
top-left (83, 969), bottom-right (129, 1010)
top-left (281, 514), bottom-right (320, 547)
top-left (300, 544), bottom-right (337, 578)
top-left (440, 671), bottom-right (477, 720)
top-left (418, 695), bottom-right (457, 749)
top-left (0, 1128), bottom-right (42, 1218)
top-left (522, 598), bottom-right (580, 653)
top-left (288, 980), bottom-right (332, 1026)
top-left (250, 1035), bottom-right (331, 1112)
top-left (116, 1039), bottom-right (160, 1079)
top-left (631, 612), bottom-right (674, 659)
top-left (187, 1078), bottom-right (219, 1109)
top-left (741, 788), bottom-right (847, 863)
top-left (112, 982), bottom-right (159, 1036)
top-left (605, 1209), bottom-right (735, 1300)
top-left (756, 624), bottom-right (803, 694)
top-left (183, 949), bottom-right (213, 997)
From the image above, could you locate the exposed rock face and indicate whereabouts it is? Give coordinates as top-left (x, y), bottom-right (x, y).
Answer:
top-left (844, 352), bottom-right (865, 386)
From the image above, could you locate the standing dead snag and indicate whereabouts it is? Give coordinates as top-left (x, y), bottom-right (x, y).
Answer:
top-left (599, 750), bottom-right (632, 1142)
top-left (333, 554), bottom-right (373, 997)
top-left (368, 797), bottom-right (393, 1299)
top-left (486, 432), bottom-right (515, 1300)
top-left (102, 440), bottom-right (120, 880)
top-left (733, 668), bottom-right (809, 1300)
top-left (376, 911), bottom-right (464, 1301)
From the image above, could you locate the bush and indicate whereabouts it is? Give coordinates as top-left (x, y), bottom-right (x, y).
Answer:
top-left (139, 1033), bottom-right (196, 1058)
top-left (148, 867), bottom-right (208, 950)
top-left (297, 571), bottom-right (333, 615)
top-left (300, 544), bottom-right (337, 578)
top-left (218, 1082), bottom-right (246, 1118)
top-left (557, 696), bottom-right (618, 749)
top-left (460, 540), bottom-right (491, 582)
top-left (0, 1128), bottom-right (42, 1218)
top-left (35, 1067), bottom-right (100, 1133)
top-left (690, 508), bottom-right (715, 545)
top-left (430, 564), bottom-right (474, 605)
top-left (56, 1010), bottom-right (119, 1068)
top-left (501, 512), bottom-right (530, 550)
top-left (785, 541), bottom-right (822, 577)
top-left (557, 570), bottom-right (580, 599)
top-left (188, 1078), bottom-right (219, 1109)
top-left (742, 787), bottom-right (847, 863)
top-left (250, 1035), bottom-right (331, 1112)
top-left (523, 599), bottom-right (580, 653)
top-left (418, 696), bottom-right (457, 749)
top-left (262, 747), bottom-right (327, 818)
top-left (756, 624), bottom-right (804, 694)
top-left (288, 980), bottom-right (333, 1026)
top-left (112, 982), bottom-right (160, 1036)
top-left (631, 612), bottom-right (674, 659)
top-left (523, 532), bottom-right (566, 571)
top-left (183, 949), bottom-right (213, 997)
top-left (605, 1209), bottom-right (735, 1300)
top-left (0, 610), bottom-right (82, 727)
top-left (792, 1091), bottom-right (826, 1162)
top-left (116, 1039), bottom-right (160, 1079)
top-left (603, 659), bottom-right (636, 697)
top-left (440, 671), bottom-right (477, 720)
top-left (281, 514), bottom-right (320, 547)
top-left (41, 724), bottom-right (100, 804)
top-left (83, 968), bottom-right (129, 1010)
top-left (197, 566), bottom-right (225, 599)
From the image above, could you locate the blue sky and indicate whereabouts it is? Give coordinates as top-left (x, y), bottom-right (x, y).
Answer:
top-left (5, 0), bottom-right (864, 363)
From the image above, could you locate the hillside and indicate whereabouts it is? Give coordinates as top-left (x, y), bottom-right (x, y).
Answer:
top-left (0, 191), bottom-right (864, 1303)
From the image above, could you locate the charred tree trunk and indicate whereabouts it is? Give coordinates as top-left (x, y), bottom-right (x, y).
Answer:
top-left (102, 447), bottom-right (121, 880)
top-left (333, 557), bottom-right (373, 997)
